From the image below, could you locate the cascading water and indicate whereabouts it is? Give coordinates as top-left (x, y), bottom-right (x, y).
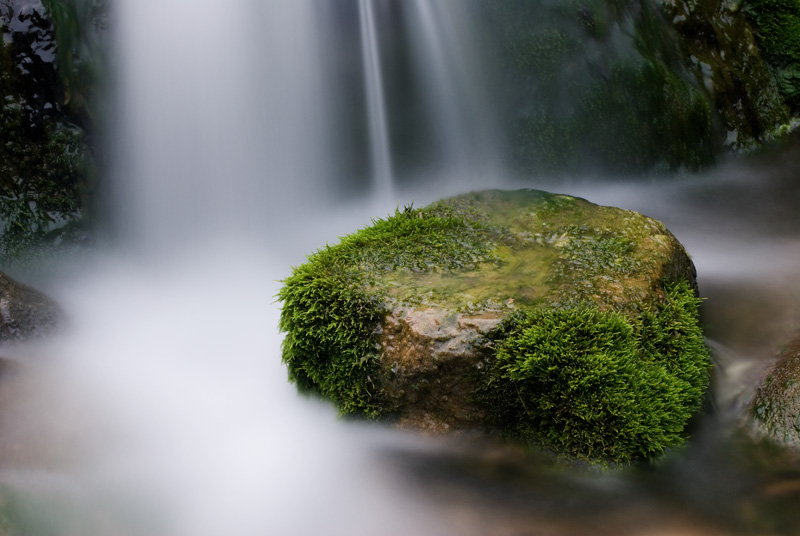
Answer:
top-left (112, 0), bottom-right (340, 256)
top-left (3, 0), bottom-right (800, 535)
top-left (401, 0), bottom-right (503, 183)
top-left (358, 0), bottom-right (394, 199)
top-left (352, 0), bottom-right (503, 197)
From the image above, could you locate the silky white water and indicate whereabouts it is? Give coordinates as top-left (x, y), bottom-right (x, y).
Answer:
top-left (402, 0), bottom-right (503, 183)
top-left (358, 0), bottom-right (394, 199)
top-left (2, 0), bottom-right (800, 534)
top-left (24, 247), bottom-right (451, 536)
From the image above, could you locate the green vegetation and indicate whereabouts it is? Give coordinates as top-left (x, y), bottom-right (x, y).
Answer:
top-left (745, 0), bottom-right (800, 108)
top-left (279, 190), bottom-right (711, 463)
top-left (482, 280), bottom-right (709, 463)
top-left (486, 0), bottom-right (715, 176)
top-left (40, 0), bottom-right (108, 122)
top-left (278, 204), bottom-right (497, 416)
top-left (0, 33), bottom-right (90, 260)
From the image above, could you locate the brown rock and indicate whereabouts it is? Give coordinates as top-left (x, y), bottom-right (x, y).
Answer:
top-left (0, 272), bottom-right (60, 342)
top-left (751, 334), bottom-right (800, 449)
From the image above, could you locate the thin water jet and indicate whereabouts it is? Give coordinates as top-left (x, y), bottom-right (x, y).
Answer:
top-left (359, 0), bottom-right (394, 199)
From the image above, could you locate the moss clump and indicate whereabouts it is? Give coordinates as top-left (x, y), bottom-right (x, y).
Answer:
top-left (484, 280), bottom-right (709, 464)
top-left (554, 225), bottom-right (637, 276)
top-left (278, 204), bottom-right (497, 416)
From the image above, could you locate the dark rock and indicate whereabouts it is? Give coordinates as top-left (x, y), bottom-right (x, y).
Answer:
top-left (751, 334), bottom-right (800, 448)
top-left (0, 272), bottom-right (60, 342)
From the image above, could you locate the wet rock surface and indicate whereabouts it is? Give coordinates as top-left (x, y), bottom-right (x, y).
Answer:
top-left (379, 308), bottom-right (503, 432)
top-left (0, 272), bottom-right (59, 342)
top-left (750, 333), bottom-right (800, 449)
top-left (374, 190), bottom-right (699, 433)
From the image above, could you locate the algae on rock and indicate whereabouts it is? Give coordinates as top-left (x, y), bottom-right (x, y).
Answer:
top-left (278, 189), bottom-right (711, 463)
top-left (487, 0), bottom-right (716, 175)
top-left (488, 0), bottom-right (800, 175)
top-left (751, 336), bottom-right (800, 449)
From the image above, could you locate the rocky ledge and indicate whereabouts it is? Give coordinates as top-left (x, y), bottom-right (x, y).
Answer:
top-left (279, 189), bottom-right (711, 463)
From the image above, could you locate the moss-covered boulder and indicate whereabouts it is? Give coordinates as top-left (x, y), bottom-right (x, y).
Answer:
top-left (750, 334), bottom-right (800, 448)
top-left (279, 189), bottom-right (711, 463)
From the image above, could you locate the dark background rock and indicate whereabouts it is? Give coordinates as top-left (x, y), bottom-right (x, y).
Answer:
top-left (0, 271), bottom-right (59, 341)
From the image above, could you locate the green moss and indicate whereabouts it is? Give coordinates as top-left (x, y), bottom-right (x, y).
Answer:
top-left (487, 0), bottom-right (716, 176)
top-left (482, 280), bottom-right (710, 464)
top-left (745, 0), bottom-right (800, 108)
top-left (279, 191), bottom-right (710, 463)
top-left (278, 204), bottom-right (498, 416)
top-left (554, 226), bottom-right (637, 276)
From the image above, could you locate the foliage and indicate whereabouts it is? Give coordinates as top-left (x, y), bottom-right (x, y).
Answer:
top-left (0, 37), bottom-right (89, 260)
top-left (0, 0), bottom-right (100, 261)
top-left (482, 280), bottom-right (710, 464)
top-left (745, 0), bottom-right (800, 108)
top-left (278, 205), bottom-right (497, 416)
top-left (40, 0), bottom-right (108, 122)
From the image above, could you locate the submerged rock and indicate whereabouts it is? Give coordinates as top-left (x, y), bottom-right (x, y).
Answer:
top-left (0, 272), bottom-right (60, 342)
top-left (279, 189), bottom-right (711, 463)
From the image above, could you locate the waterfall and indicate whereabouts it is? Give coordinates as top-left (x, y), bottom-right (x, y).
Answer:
top-left (5, 1), bottom-right (800, 535)
top-left (112, 0), bottom-right (333, 255)
top-left (352, 0), bottom-right (502, 197)
top-left (358, 0), bottom-right (394, 199)
top-left (401, 0), bottom-right (503, 183)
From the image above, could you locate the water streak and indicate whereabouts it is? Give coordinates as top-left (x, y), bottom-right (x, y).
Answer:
top-left (402, 0), bottom-right (502, 183)
top-left (358, 0), bottom-right (394, 199)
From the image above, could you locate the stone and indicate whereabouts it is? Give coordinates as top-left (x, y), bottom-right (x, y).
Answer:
top-left (0, 272), bottom-right (60, 342)
top-left (750, 334), bottom-right (800, 449)
top-left (660, 0), bottom-right (794, 148)
top-left (279, 189), bottom-right (710, 462)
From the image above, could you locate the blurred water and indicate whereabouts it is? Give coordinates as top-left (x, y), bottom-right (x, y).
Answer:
top-left (0, 1), bottom-right (799, 535)
top-left (359, 0), bottom-right (394, 199)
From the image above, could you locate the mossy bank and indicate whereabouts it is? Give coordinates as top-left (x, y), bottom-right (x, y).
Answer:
top-left (279, 189), bottom-right (711, 464)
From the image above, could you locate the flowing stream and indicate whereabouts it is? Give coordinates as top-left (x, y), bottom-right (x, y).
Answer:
top-left (1, 1), bottom-right (800, 535)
